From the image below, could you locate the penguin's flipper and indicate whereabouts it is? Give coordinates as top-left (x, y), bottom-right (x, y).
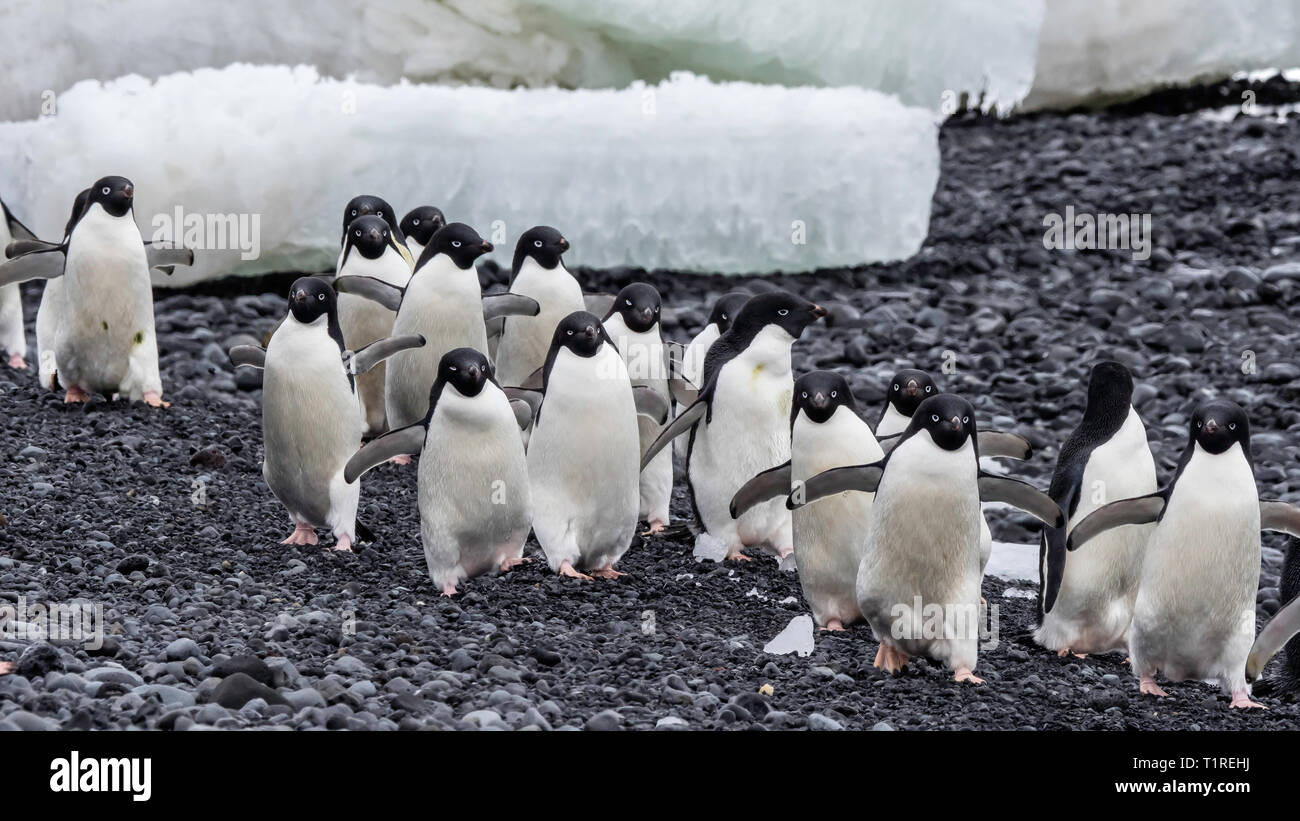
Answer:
top-left (145, 244), bottom-right (194, 272)
top-left (1040, 527), bottom-right (1068, 614)
top-left (877, 433), bottom-right (901, 455)
top-left (504, 387), bottom-right (543, 423)
top-left (514, 366), bottom-right (545, 391)
top-left (1248, 594), bottom-right (1300, 683)
top-left (632, 386), bottom-right (670, 425)
top-left (788, 463), bottom-right (884, 509)
top-left (344, 425), bottom-right (426, 483)
top-left (976, 430), bottom-right (1033, 461)
top-left (334, 275), bottom-right (405, 311)
top-left (584, 292), bottom-right (616, 318)
top-left (509, 398), bottom-right (534, 431)
top-left (668, 378), bottom-right (699, 406)
top-left (228, 345), bottom-right (267, 369)
top-left (1260, 499), bottom-right (1300, 538)
top-left (485, 315), bottom-right (505, 350)
top-left (482, 293), bottom-right (540, 321)
top-left (978, 474), bottom-right (1064, 527)
top-left (3, 208), bottom-right (37, 241)
top-left (663, 342), bottom-right (699, 404)
top-left (0, 245), bottom-right (66, 286)
top-left (6, 238), bottom-right (61, 258)
top-left (730, 461), bottom-right (792, 519)
top-left (640, 399), bottom-right (705, 470)
top-left (347, 334), bottom-right (426, 375)
top-left (1065, 493), bottom-right (1165, 551)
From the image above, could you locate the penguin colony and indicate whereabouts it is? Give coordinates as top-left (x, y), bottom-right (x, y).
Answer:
top-left (3, 178), bottom-right (1300, 710)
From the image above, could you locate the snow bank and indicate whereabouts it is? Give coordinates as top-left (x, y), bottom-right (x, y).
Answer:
top-left (0, 0), bottom-right (1042, 120)
top-left (985, 541), bottom-right (1040, 582)
top-left (0, 66), bottom-right (939, 284)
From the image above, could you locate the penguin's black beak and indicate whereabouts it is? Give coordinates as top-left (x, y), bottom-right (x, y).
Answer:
top-left (949, 416), bottom-right (962, 431)
top-left (810, 391), bottom-right (828, 410)
top-left (1204, 418), bottom-right (1219, 434)
top-left (810, 304), bottom-right (828, 320)
top-left (906, 379), bottom-right (919, 397)
top-left (480, 240), bottom-right (494, 253)
top-left (466, 363), bottom-right (484, 389)
top-left (558, 237), bottom-right (569, 252)
top-left (293, 289), bottom-right (307, 304)
top-left (366, 228), bottom-right (382, 244)
top-left (640, 306), bottom-right (654, 323)
top-left (122, 183), bottom-right (134, 199)
top-left (583, 324), bottom-right (597, 341)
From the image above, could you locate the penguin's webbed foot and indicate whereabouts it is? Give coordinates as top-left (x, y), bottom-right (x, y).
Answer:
top-left (820, 619), bottom-right (845, 632)
top-left (1230, 691), bottom-right (1266, 709)
top-left (725, 548), bottom-right (753, 562)
top-left (63, 385), bottom-right (90, 403)
top-left (499, 556), bottom-right (529, 572)
top-left (590, 565), bottom-right (625, 580)
top-left (873, 643), bottom-right (908, 674)
top-left (0, 661), bottom-right (13, 676)
top-left (7, 353), bottom-right (26, 370)
top-left (142, 390), bottom-right (170, 408)
top-left (641, 519), bottom-right (666, 536)
top-left (1056, 648), bottom-right (1087, 659)
top-left (280, 523), bottom-right (319, 546)
top-left (332, 534), bottom-right (353, 553)
top-left (389, 454), bottom-right (412, 466)
top-left (953, 668), bottom-right (984, 685)
top-left (441, 582), bottom-right (459, 597)
top-left (558, 560), bottom-right (593, 581)
top-left (1139, 675), bottom-right (1168, 698)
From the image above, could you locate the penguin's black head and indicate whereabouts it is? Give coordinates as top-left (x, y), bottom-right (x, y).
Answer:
top-left (610, 282), bottom-right (661, 333)
top-left (1190, 399), bottom-right (1249, 455)
top-left (1085, 360), bottom-right (1134, 409)
top-left (288, 276), bottom-right (337, 325)
top-left (342, 195), bottom-right (397, 238)
top-left (513, 226), bottom-right (569, 275)
top-left (888, 368), bottom-right (939, 417)
top-left (553, 311), bottom-right (609, 358)
top-left (400, 205), bottom-right (446, 247)
top-left (708, 291), bottom-right (749, 335)
top-left (436, 347), bottom-right (491, 399)
top-left (909, 393), bottom-right (977, 451)
top-left (65, 188), bottom-right (91, 238)
top-left (88, 176), bottom-right (134, 218)
top-left (345, 215), bottom-right (394, 260)
top-left (793, 370), bottom-right (855, 425)
top-left (418, 222), bottom-right (493, 270)
top-left (731, 291), bottom-right (827, 341)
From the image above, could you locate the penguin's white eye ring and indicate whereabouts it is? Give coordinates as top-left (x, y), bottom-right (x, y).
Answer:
top-left (317, 293), bottom-right (325, 301)
top-left (412, 219), bottom-right (419, 226)
top-left (101, 186), bottom-right (111, 195)
top-left (720, 313), bottom-right (727, 321)
top-left (931, 414), bottom-right (940, 422)
top-left (451, 240), bottom-right (462, 248)
top-left (625, 299), bottom-right (632, 306)
top-left (801, 391), bottom-right (808, 399)
top-left (1196, 421), bottom-right (1202, 428)
top-left (534, 240), bottom-right (543, 248)
top-left (962, 416), bottom-right (969, 423)
top-left (449, 365), bottom-right (457, 371)
top-left (777, 309), bottom-right (789, 316)
top-left (1229, 422), bottom-right (1237, 430)
top-left (354, 229), bottom-right (361, 237)
top-left (351, 209), bottom-right (357, 216)
top-left (893, 384), bottom-right (899, 391)
top-left (830, 391), bottom-right (837, 398)
top-left (654, 306), bottom-right (660, 313)
top-left (925, 386), bottom-right (932, 393)
top-left (566, 330), bottom-right (573, 336)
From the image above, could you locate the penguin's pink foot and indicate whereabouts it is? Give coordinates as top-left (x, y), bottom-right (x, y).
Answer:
top-left (591, 566), bottom-right (625, 580)
top-left (821, 619), bottom-right (845, 632)
top-left (281, 523), bottom-right (318, 545)
top-left (725, 549), bottom-right (753, 562)
top-left (499, 556), bottom-right (529, 572)
top-left (0, 661), bottom-right (13, 676)
top-left (1139, 675), bottom-right (1168, 697)
top-left (389, 454), bottom-right (411, 466)
top-left (558, 561), bottom-right (593, 581)
top-left (440, 582), bottom-right (459, 597)
top-left (1056, 648), bottom-right (1088, 659)
top-left (641, 519), bottom-right (666, 536)
top-left (63, 385), bottom-right (89, 403)
top-left (874, 643), bottom-right (907, 674)
top-left (332, 534), bottom-right (353, 553)
top-left (142, 390), bottom-right (170, 408)
top-left (954, 668), bottom-right (984, 685)
top-left (7, 353), bottom-right (26, 369)
top-left (1230, 691), bottom-right (1266, 709)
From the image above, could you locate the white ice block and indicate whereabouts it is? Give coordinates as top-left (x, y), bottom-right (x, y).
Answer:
top-left (0, 65), bottom-right (939, 284)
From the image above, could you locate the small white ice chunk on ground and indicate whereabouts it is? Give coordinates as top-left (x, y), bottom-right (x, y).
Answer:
top-left (985, 541), bottom-right (1039, 582)
top-left (763, 615), bottom-right (815, 657)
top-left (692, 532), bottom-right (730, 563)
top-left (1002, 587), bottom-right (1037, 599)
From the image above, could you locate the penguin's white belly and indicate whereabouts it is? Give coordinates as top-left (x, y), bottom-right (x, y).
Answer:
top-left (690, 362), bottom-right (792, 553)
top-left (387, 283), bottom-right (488, 429)
top-left (606, 318), bottom-right (672, 524)
top-left (1130, 448), bottom-right (1259, 688)
top-left (56, 214), bottom-right (156, 397)
top-left (336, 252), bottom-right (409, 432)
top-left (527, 348), bottom-right (639, 571)
top-left (419, 390), bottom-right (531, 588)
top-left (0, 282), bottom-right (24, 357)
top-left (675, 325), bottom-right (718, 461)
top-left (1039, 409), bottom-right (1157, 653)
top-left (494, 265), bottom-right (583, 386)
top-left (791, 412), bottom-right (883, 627)
top-left (857, 441), bottom-right (982, 670)
top-left (35, 279), bottom-right (62, 389)
top-left (875, 405), bottom-right (910, 438)
top-left (261, 324), bottom-right (362, 531)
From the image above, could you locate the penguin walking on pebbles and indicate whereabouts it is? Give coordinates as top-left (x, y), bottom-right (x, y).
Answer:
top-left (0, 197), bottom-right (38, 369)
top-left (230, 277), bottom-right (425, 551)
top-left (526, 311), bottom-right (665, 580)
top-left (335, 214), bottom-right (414, 435)
top-left (792, 394), bottom-right (1063, 683)
top-left (1068, 399), bottom-right (1300, 707)
top-left (336, 223), bottom-right (537, 432)
top-left (1035, 362), bottom-right (1157, 657)
top-left (399, 205), bottom-right (446, 262)
top-left (343, 348), bottom-right (533, 595)
top-left (642, 291), bottom-right (827, 561)
top-left (603, 283), bottom-right (673, 533)
top-left (731, 371), bottom-right (883, 629)
top-left (493, 227), bottom-right (584, 387)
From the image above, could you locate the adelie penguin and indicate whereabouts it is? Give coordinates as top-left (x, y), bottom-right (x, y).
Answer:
top-left (492, 226), bottom-right (584, 387)
top-left (603, 282), bottom-right (673, 533)
top-left (641, 291), bottom-right (827, 561)
top-left (343, 348), bottom-right (534, 595)
top-left (336, 194), bottom-right (410, 266)
top-left (228, 277), bottom-right (425, 552)
top-left (672, 290), bottom-right (748, 461)
top-left (731, 371), bottom-right (884, 629)
top-left (525, 311), bottom-right (669, 580)
top-left (1068, 399), bottom-right (1300, 707)
top-left (0, 176), bottom-right (194, 405)
top-left (398, 205), bottom-right (446, 262)
top-left (1035, 361), bottom-right (1157, 658)
top-left (336, 222), bottom-right (538, 434)
top-left (0, 196), bottom-right (38, 369)
top-left (791, 394), bottom-right (1063, 684)
top-left (334, 214), bottom-right (414, 435)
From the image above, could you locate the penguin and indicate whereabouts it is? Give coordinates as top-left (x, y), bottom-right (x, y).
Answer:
top-left (526, 311), bottom-right (645, 580)
top-left (877, 368), bottom-right (939, 437)
top-left (1035, 361), bottom-right (1157, 657)
top-left (339, 195), bottom-right (408, 253)
top-left (1248, 546), bottom-right (1300, 689)
top-left (336, 223), bottom-right (537, 433)
top-left (398, 205), bottom-right (447, 263)
top-left (680, 291), bottom-right (749, 389)
top-left (493, 226), bottom-right (584, 387)
top-left (1068, 399), bottom-right (1300, 707)
top-left (229, 276), bottom-right (425, 551)
top-left (0, 197), bottom-right (38, 369)
top-left (342, 347), bottom-right (533, 595)
top-left (730, 370), bottom-right (883, 630)
top-left (640, 291), bottom-right (827, 561)
top-left (0, 177), bottom-right (188, 405)
top-left (334, 214), bottom-right (413, 435)
top-left (790, 394), bottom-right (1064, 683)
top-left (602, 282), bottom-right (673, 533)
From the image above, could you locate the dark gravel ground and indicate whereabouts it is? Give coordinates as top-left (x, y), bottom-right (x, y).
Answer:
top-left (4, 79), bottom-right (1300, 731)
